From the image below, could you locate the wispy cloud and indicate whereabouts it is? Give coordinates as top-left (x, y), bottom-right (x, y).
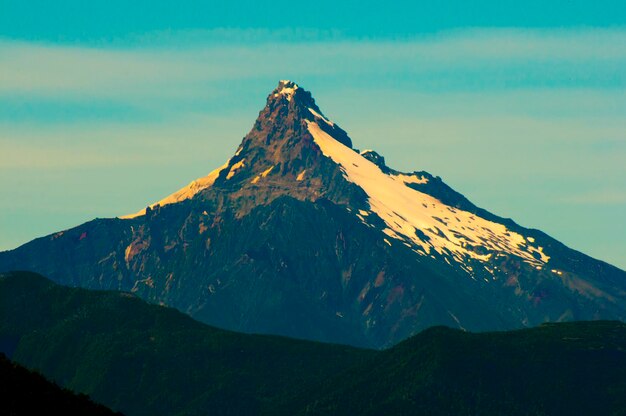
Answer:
top-left (559, 190), bottom-right (626, 205)
top-left (1, 27), bottom-right (625, 103)
top-left (0, 113), bottom-right (245, 169)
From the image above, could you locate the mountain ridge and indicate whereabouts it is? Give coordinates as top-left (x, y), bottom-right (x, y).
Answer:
top-left (2, 271), bottom-right (625, 416)
top-left (0, 80), bottom-right (624, 348)
top-left (122, 79), bottom-right (354, 219)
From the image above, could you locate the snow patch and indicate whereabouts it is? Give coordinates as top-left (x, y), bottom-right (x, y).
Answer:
top-left (308, 107), bottom-right (335, 126)
top-left (120, 160), bottom-right (230, 219)
top-left (306, 120), bottom-right (550, 267)
top-left (277, 80), bottom-right (299, 101)
top-left (226, 159), bottom-right (246, 180)
top-left (261, 165), bottom-right (274, 177)
top-left (251, 165), bottom-right (274, 184)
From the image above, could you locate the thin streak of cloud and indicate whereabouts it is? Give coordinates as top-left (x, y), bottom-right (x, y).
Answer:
top-left (1, 27), bottom-right (624, 268)
top-left (558, 190), bottom-right (626, 205)
top-left (1, 27), bottom-right (625, 102)
top-left (125, 27), bottom-right (626, 60)
top-left (0, 114), bottom-right (245, 169)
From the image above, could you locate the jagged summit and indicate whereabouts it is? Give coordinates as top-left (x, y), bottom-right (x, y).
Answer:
top-left (270, 80), bottom-right (317, 109)
top-left (273, 80), bottom-right (299, 101)
top-left (262, 80), bottom-right (353, 148)
top-left (122, 80), bottom-right (354, 218)
top-left (360, 149), bottom-right (388, 172)
top-left (268, 79), bottom-right (312, 108)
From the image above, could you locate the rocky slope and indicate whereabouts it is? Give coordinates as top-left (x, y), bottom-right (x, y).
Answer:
top-left (1, 81), bottom-right (624, 348)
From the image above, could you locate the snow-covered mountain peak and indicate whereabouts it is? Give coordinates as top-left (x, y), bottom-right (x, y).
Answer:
top-left (23, 79), bottom-right (626, 349)
top-left (120, 160), bottom-right (231, 219)
top-left (306, 119), bottom-right (551, 272)
top-left (122, 80), bottom-right (549, 274)
top-left (121, 81), bottom-right (351, 218)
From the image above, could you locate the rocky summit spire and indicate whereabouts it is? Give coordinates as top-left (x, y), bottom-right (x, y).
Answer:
top-left (121, 80), bottom-right (359, 218)
top-left (253, 80), bottom-right (353, 149)
top-left (219, 79), bottom-right (361, 206)
top-left (271, 80), bottom-right (308, 103)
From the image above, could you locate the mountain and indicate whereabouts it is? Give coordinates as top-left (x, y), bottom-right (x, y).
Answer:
top-left (0, 352), bottom-right (120, 416)
top-left (1, 80), bottom-right (625, 348)
top-left (2, 272), bottom-right (625, 416)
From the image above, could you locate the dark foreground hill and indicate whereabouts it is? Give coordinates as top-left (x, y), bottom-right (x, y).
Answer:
top-left (0, 271), bottom-right (372, 416)
top-left (0, 352), bottom-right (120, 415)
top-left (1, 271), bottom-right (625, 416)
top-left (297, 322), bottom-right (626, 416)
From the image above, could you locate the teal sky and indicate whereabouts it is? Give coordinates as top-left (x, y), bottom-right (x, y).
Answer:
top-left (1, 1), bottom-right (625, 269)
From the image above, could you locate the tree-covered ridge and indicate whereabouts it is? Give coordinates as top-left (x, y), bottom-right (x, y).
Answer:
top-left (298, 321), bottom-right (626, 415)
top-left (1, 271), bottom-right (625, 416)
top-left (0, 352), bottom-right (120, 415)
top-left (0, 271), bottom-right (373, 415)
